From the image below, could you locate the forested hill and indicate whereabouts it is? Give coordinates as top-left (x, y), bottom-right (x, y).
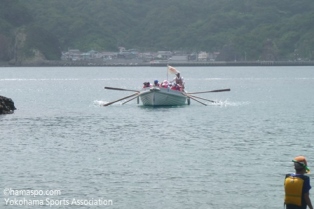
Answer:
top-left (1, 0), bottom-right (314, 63)
top-left (0, 0), bottom-right (61, 63)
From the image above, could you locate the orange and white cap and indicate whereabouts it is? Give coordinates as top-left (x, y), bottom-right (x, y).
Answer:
top-left (292, 156), bottom-right (310, 173)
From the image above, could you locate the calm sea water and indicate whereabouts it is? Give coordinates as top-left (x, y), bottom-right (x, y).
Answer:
top-left (1, 66), bottom-right (314, 209)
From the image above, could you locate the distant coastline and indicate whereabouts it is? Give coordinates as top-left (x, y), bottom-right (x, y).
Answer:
top-left (1, 60), bottom-right (314, 67)
top-left (150, 61), bottom-right (314, 67)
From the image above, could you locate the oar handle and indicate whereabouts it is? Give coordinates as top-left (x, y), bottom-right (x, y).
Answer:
top-left (187, 94), bottom-right (216, 103)
top-left (122, 95), bottom-right (139, 105)
top-left (103, 92), bottom-right (139, 106)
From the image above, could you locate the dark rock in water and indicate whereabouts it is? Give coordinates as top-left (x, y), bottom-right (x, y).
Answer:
top-left (0, 95), bottom-right (16, 114)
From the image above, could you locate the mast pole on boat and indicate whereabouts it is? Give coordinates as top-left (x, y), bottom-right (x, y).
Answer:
top-left (166, 64), bottom-right (169, 81)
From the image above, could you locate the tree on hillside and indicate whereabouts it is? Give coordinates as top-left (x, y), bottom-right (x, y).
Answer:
top-left (0, 34), bottom-right (10, 61)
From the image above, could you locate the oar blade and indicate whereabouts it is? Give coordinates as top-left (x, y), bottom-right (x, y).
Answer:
top-left (188, 88), bottom-right (230, 94)
top-left (104, 86), bottom-right (139, 93)
top-left (210, 88), bottom-right (231, 93)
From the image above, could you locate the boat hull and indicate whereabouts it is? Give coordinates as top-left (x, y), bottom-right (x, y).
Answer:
top-left (139, 87), bottom-right (187, 106)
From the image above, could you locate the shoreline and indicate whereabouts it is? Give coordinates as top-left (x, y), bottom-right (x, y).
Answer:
top-left (1, 60), bottom-right (314, 67)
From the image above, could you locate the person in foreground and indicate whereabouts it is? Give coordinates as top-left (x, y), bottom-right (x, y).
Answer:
top-left (284, 156), bottom-right (313, 209)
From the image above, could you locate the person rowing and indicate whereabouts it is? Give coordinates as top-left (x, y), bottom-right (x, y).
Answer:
top-left (153, 80), bottom-right (160, 87)
top-left (172, 73), bottom-right (184, 90)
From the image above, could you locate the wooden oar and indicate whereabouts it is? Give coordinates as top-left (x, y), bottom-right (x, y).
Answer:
top-left (187, 94), bottom-right (216, 103)
top-left (182, 92), bottom-right (207, 106)
top-left (104, 86), bottom-right (140, 93)
top-left (122, 94), bottom-right (139, 105)
top-left (188, 88), bottom-right (230, 94)
top-left (103, 92), bottom-right (139, 106)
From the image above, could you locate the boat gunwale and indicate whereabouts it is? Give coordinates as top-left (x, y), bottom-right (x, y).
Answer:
top-left (139, 87), bottom-right (186, 98)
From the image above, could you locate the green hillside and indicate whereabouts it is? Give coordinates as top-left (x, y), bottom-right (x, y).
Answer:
top-left (0, 0), bottom-right (61, 63)
top-left (1, 0), bottom-right (314, 62)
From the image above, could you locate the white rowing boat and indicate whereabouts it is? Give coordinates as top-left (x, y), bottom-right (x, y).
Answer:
top-left (139, 86), bottom-right (189, 106)
top-left (103, 65), bottom-right (230, 107)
